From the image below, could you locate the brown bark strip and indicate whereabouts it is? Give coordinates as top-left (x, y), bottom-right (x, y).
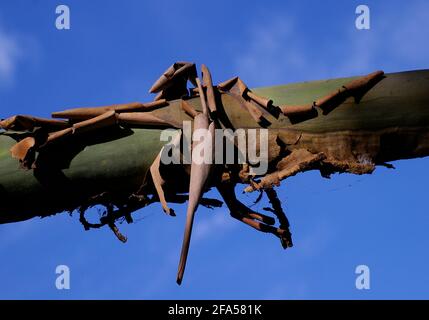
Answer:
top-left (217, 76), bottom-right (238, 91)
top-left (344, 70), bottom-right (384, 92)
top-left (108, 221), bottom-right (128, 243)
top-left (154, 91), bottom-right (164, 101)
top-left (0, 115), bottom-right (69, 131)
top-left (71, 110), bottom-right (117, 134)
top-left (47, 110), bottom-right (118, 144)
top-left (244, 149), bottom-right (326, 192)
top-left (247, 212), bottom-right (276, 226)
top-left (195, 77), bottom-right (209, 116)
top-left (226, 90), bottom-right (265, 125)
top-left (246, 91), bottom-right (273, 109)
top-left (217, 182), bottom-right (285, 237)
top-left (177, 114), bottom-right (214, 285)
top-left (181, 99), bottom-right (199, 119)
top-left (201, 64), bottom-right (217, 114)
top-left (315, 70), bottom-right (384, 112)
top-left (218, 76), bottom-right (268, 125)
top-left (149, 62), bottom-right (196, 93)
top-left (264, 188), bottom-right (293, 248)
top-left (45, 127), bottom-right (73, 144)
top-left (279, 104), bottom-right (314, 116)
top-left (52, 100), bottom-right (168, 120)
top-left (237, 215), bottom-right (288, 238)
top-left (10, 136), bottom-right (36, 162)
top-left (150, 152), bottom-right (175, 217)
top-left (117, 112), bottom-right (182, 128)
top-left (11, 111), bottom-right (118, 163)
top-left (276, 70), bottom-right (384, 117)
top-left (277, 150), bottom-right (326, 179)
top-left (242, 99), bottom-right (265, 124)
top-left (322, 158), bottom-right (375, 175)
top-left (236, 78), bottom-right (248, 96)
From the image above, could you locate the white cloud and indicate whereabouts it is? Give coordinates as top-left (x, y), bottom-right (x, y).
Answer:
top-left (193, 209), bottom-right (236, 242)
top-left (0, 25), bottom-right (22, 85)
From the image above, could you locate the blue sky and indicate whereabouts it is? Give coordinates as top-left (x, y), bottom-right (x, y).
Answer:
top-left (0, 0), bottom-right (429, 299)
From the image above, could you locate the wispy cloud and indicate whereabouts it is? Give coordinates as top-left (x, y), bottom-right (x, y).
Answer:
top-left (193, 209), bottom-right (236, 242)
top-left (0, 219), bottom-right (41, 252)
top-left (234, 1), bottom-right (429, 87)
top-left (233, 17), bottom-right (322, 86)
top-left (0, 24), bottom-right (22, 85)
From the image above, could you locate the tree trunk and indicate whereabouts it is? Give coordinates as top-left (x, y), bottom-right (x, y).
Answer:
top-left (1, 70), bottom-right (429, 223)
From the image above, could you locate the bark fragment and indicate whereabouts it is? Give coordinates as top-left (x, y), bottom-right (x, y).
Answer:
top-left (201, 64), bottom-right (217, 115)
top-left (150, 152), bottom-right (175, 217)
top-left (177, 113), bottom-right (215, 284)
top-left (0, 115), bottom-right (69, 131)
top-left (52, 100), bottom-right (168, 120)
top-left (218, 76), bottom-right (269, 126)
top-left (149, 62), bottom-right (197, 100)
top-left (181, 99), bottom-right (199, 119)
top-left (244, 149), bottom-right (326, 192)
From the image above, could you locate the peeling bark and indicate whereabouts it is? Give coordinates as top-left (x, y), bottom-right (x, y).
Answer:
top-left (1, 65), bottom-right (429, 285)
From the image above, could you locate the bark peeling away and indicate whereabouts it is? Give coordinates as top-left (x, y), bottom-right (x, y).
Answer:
top-left (2, 64), bottom-right (429, 284)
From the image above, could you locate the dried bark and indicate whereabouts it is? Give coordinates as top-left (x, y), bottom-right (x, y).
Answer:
top-left (1, 66), bottom-right (429, 284)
